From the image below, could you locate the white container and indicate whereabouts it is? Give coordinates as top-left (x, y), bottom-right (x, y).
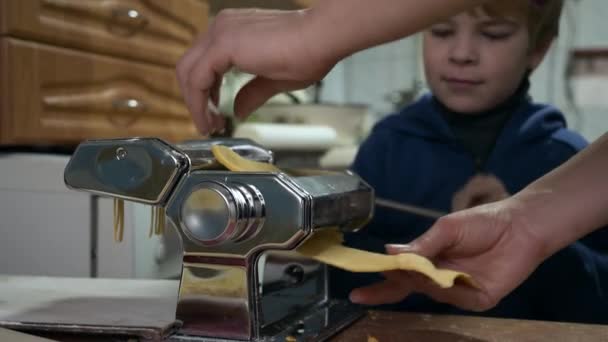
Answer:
top-left (233, 123), bottom-right (338, 151)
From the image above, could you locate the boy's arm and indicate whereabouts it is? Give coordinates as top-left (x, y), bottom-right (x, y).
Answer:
top-left (177, 0), bottom-right (486, 134)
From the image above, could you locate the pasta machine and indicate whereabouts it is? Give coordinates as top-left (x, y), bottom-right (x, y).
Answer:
top-left (63, 138), bottom-right (374, 341)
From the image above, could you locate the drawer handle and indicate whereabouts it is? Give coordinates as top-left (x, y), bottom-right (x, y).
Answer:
top-left (109, 8), bottom-right (148, 36)
top-left (112, 98), bottom-right (147, 112)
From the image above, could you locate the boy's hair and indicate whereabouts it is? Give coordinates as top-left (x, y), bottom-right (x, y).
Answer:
top-left (473, 0), bottom-right (564, 50)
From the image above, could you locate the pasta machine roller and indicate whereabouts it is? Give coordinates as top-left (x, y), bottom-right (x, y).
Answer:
top-left (64, 137), bottom-right (374, 341)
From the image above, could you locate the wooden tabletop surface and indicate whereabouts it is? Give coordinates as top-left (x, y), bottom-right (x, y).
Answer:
top-left (2, 276), bottom-right (607, 341)
top-left (332, 311), bottom-right (608, 342)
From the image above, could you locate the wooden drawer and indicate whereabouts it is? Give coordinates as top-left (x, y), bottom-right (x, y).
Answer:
top-left (0, 0), bottom-right (208, 66)
top-left (0, 38), bottom-right (200, 145)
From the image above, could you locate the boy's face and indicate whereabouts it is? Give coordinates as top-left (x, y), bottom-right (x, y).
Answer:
top-left (423, 10), bottom-right (548, 114)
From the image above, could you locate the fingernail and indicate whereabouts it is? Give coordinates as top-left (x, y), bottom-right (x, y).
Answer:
top-left (385, 244), bottom-right (413, 254)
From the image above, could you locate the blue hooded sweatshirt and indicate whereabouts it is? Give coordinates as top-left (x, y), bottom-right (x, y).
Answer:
top-left (330, 92), bottom-right (608, 324)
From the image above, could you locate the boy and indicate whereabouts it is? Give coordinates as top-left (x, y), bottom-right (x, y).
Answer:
top-left (331, 0), bottom-right (608, 323)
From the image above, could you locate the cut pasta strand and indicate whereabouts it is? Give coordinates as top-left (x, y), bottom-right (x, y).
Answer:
top-left (113, 198), bottom-right (125, 243)
top-left (149, 206), bottom-right (166, 238)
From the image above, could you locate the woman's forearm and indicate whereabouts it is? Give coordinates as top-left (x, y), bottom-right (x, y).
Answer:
top-left (308, 0), bottom-right (486, 59)
top-left (514, 133), bottom-right (608, 257)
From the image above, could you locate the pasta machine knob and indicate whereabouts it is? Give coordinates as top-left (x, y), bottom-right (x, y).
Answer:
top-left (180, 181), bottom-right (265, 246)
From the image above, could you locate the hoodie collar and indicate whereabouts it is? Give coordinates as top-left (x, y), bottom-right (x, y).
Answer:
top-left (433, 78), bottom-right (532, 166)
top-left (379, 77), bottom-right (566, 152)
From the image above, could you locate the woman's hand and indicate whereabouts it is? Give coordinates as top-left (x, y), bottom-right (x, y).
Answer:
top-left (350, 197), bottom-right (548, 311)
top-left (176, 8), bottom-right (338, 135)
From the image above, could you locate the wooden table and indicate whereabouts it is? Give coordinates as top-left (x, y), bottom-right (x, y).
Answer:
top-left (333, 311), bottom-right (608, 342)
top-left (2, 276), bottom-right (607, 341)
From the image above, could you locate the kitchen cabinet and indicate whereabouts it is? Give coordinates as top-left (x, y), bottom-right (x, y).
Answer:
top-left (0, 0), bottom-right (208, 146)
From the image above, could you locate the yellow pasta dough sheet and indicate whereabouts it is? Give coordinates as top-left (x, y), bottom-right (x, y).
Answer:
top-left (212, 145), bottom-right (281, 172)
top-left (296, 229), bottom-right (474, 288)
top-left (211, 144), bottom-right (475, 289)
